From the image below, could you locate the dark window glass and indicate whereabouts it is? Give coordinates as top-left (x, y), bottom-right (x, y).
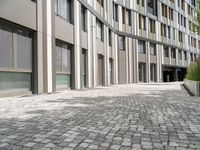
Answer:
top-left (81, 5), bottom-right (87, 32)
top-left (0, 24), bottom-right (13, 68)
top-left (118, 36), bottom-right (125, 50)
top-left (16, 29), bottom-right (32, 70)
top-left (138, 40), bottom-right (146, 54)
top-left (164, 46), bottom-right (169, 57)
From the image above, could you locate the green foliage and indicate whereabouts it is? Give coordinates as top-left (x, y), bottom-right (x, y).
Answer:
top-left (193, 0), bottom-right (200, 35)
top-left (186, 58), bottom-right (200, 81)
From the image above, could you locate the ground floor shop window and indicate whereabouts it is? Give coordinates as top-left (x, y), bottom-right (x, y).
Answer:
top-left (56, 40), bottom-right (72, 89)
top-left (150, 63), bottom-right (157, 82)
top-left (139, 63), bottom-right (146, 82)
top-left (0, 21), bottom-right (33, 92)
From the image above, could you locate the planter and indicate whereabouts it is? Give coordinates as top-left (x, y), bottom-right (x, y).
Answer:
top-left (184, 79), bottom-right (200, 96)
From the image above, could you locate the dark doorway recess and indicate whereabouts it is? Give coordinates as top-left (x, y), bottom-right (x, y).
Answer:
top-left (163, 66), bottom-right (187, 82)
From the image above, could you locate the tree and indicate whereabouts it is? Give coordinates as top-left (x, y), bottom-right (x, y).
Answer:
top-left (193, 0), bottom-right (200, 35)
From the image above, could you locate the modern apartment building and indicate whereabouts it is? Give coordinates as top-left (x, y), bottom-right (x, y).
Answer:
top-left (0, 0), bottom-right (199, 96)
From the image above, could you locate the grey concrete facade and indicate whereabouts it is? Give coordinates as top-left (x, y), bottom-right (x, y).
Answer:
top-left (0, 0), bottom-right (200, 95)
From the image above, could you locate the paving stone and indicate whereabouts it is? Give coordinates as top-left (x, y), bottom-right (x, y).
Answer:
top-left (0, 83), bottom-right (200, 149)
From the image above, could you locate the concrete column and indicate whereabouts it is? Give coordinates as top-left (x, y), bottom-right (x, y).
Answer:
top-left (158, 45), bottom-right (163, 82)
top-left (128, 38), bottom-right (133, 83)
top-left (114, 34), bottom-right (118, 84)
top-left (104, 26), bottom-right (109, 86)
top-left (36, 0), bottom-right (55, 94)
top-left (146, 42), bottom-right (150, 82)
top-left (169, 47), bottom-right (172, 65)
top-left (133, 39), bottom-right (137, 83)
top-left (136, 40), bottom-right (139, 83)
top-left (118, 6), bottom-right (122, 31)
top-left (87, 10), bottom-right (92, 88)
top-left (176, 48), bottom-right (179, 66)
top-left (156, 44), bottom-right (160, 82)
top-left (92, 15), bottom-right (97, 87)
top-left (74, 0), bottom-right (81, 89)
top-left (125, 37), bottom-right (129, 84)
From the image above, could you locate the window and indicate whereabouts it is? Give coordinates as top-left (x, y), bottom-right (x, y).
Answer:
top-left (171, 48), bottom-right (176, 58)
top-left (56, 40), bottom-right (72, 88)
top-left (96, 19), bottom-right (103, 41)
top-left (56, 0), bottom-right (72, 23)
top-left (113, 3), bottom-right (118, 22)
top-left (141, 0), bottom-right (145, 7)
top-left (150, 43), bottom-right (156, 55)
top-left (0, 22), bottom-right (33, 91)
top-left (16, 29), bottom-right (32, 70)
top-left (162, 3), bottom-right (167, 18)
top-left (178, 50), bottom-right (182, 59)
top-left (161, 23), bottom-right (167, 37)
top-left (150, 63), bottom-right (157, 82)
top-left (169, 8), bottom-right (174, 21)
top-left (179, 31), bottom-right (183, 43)
top-left (81, 5), bottom-right (87, 32)
top-left (56, 41), bottom-right (71, 73)
top-left (181, 0), bottom-right (185, 10)
top-left (109, 29), bottom-right (112, 46)
top-left (184, 51), bottom-right (187, 60)
top-left (138, 40), bottom-right (146, 54)
top-left (0, 24), bottom-right (13, 68)
top-left (139, 14), bottom-right (146, 31)
top-left (147, 0), bottom-right (157, 16)
top-left (0, 23), bottom-right (32, 70)
top-left (190, 53), bottom-right (193, 62)
top-left (139, 63), bottom-right (146, 82)
top-left (149, 18), bottom-right (155, 33)
top-left (97, 0), bottom-right (103, 7)
top-left (126, 9), bottom-right (132, 26)
top-left (118, 36), bottom-right (125, 50)
top-left (164, 46), bottom-right (169, 57)
top-left (168, 26), bottom-right (171, 38)
top-left (173, 28), bottom-right (175, 40)
top-left (122, 8), bottom-right (125, 24)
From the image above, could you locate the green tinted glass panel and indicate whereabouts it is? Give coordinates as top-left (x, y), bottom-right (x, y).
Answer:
top-left (56, 74), bottom-right (71, 87)
top-left (0, 72), bottom-right (31, 91)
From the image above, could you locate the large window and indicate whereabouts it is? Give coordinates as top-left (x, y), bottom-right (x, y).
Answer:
top-left (0, 22), bottom-right (33, 91)
top-left (56, 0), bottom-right (72, 23)
top-left (0, 24), bottom-right (13, 68)
top-left (96, 19), bottom-right (104, 41)
top-left (138, 40), bottom-right (146, 54)
top-left (118, 36), bottom-right (125, 50)
top-left (16, 29), bottom-right (32, 70)
top-left (56, 40), bottom-right (72, 88)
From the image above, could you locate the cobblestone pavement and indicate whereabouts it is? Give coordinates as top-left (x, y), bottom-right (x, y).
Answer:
top-left (0, 82), bottom-right (200, 150)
